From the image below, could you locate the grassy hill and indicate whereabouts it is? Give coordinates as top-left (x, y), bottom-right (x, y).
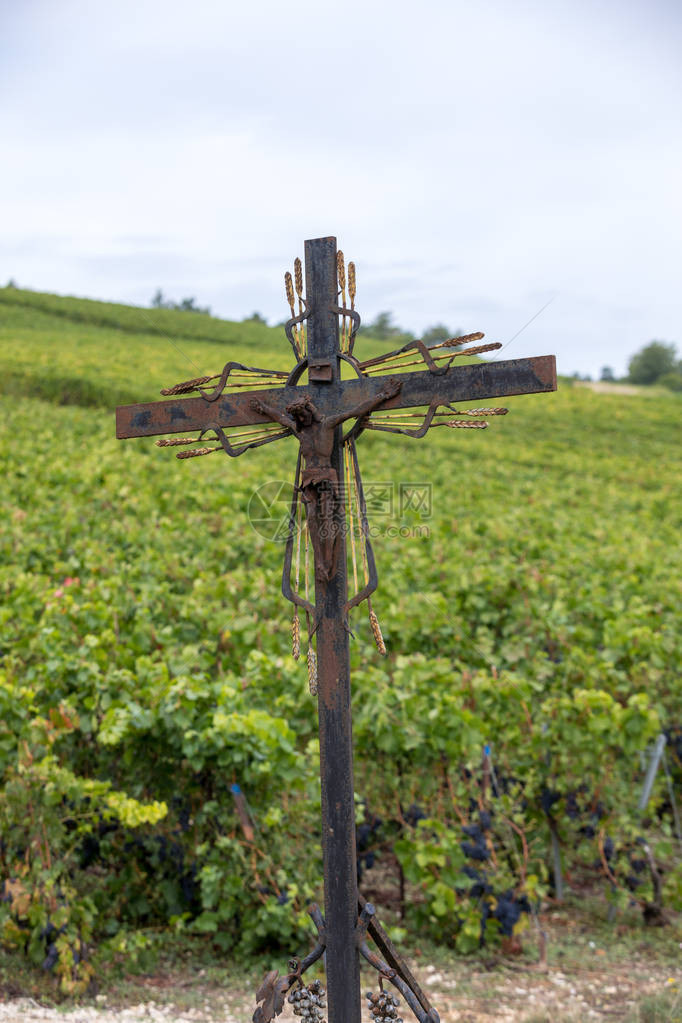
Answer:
top-left (0, 285), bottom-right (280, 346)
top-left (0, 286), bottom-right (495, 407)
top-left (0, 286), bottom-right (289, 408)
top-left (1, 286), bottom-right (680, 991)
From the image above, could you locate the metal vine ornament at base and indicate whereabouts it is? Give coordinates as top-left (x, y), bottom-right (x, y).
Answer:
top-left (115, 237), bottom-right (556, 1023)
top-left (252, 900), bottom-right (439, 1023)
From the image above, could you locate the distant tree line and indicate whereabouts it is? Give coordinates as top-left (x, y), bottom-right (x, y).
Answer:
top-left (626, 340), bottom-right (681, 390)
top-left (361, 311), bottom-right (461, 345)
top-left (151, 289), bottom-right (211, 315)
top-left (150, 293), bottom-right (274, 327)
top-left (590, 341), bottom-right (681, 391)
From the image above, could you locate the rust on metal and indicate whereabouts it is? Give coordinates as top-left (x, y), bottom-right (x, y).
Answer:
top-left (358, 892), bottom-right (437, 1020)
top-left (117, 354), bottom-right (556, 440)
top-left (356, 903), bottom-right (440, 1023)
top-left (303, 236), bottom-right (361, 1023)
top-left (308, 358), bottom-right (334, 382)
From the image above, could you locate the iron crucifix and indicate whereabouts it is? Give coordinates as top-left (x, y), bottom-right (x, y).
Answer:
top-left (250, 378), bottom-right (401, 583)
top-left (116, 236), bottom-right (556, 1023)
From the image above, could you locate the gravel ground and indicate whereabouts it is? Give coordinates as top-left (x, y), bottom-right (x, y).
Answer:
top-left (1, 961), bottom-right (680, 1023)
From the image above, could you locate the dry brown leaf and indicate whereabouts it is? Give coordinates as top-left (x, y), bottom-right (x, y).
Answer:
top-left (5, 879), bottom-right (30, 917)
top-left (253, 970), bottom-right (290, 1023)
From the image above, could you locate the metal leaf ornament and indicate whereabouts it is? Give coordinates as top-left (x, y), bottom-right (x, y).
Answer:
top-left (253, 970), bottom-right (290, 1023)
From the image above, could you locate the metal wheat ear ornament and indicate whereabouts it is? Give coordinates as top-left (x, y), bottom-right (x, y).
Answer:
top-left (116, 236), bottom-right (556, 1023)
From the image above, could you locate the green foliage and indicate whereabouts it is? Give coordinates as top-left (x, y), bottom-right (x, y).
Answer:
top-left (363, 311), bottom-right (410, 342)
top-left (421, 324), bottom-right (459, 345)
top-left (657, 371), bottom-right (682, 392)
top-left (1, 287), bottom-right (681, 987)
top-left (151, 289), bottom-right (211, 315)
top-left (0, 710), bottom-right (165, 993)
top-left (627, 340), bottom-right (679, 385)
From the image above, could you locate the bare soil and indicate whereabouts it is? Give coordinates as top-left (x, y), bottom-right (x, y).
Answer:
top-left (1, 958), bottom-right (680, 1023)
top-left (1, 904), bottom-right (680, 1022)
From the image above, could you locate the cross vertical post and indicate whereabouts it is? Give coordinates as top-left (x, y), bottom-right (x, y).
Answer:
top-left (305, 237), bottom-right (361, 1023)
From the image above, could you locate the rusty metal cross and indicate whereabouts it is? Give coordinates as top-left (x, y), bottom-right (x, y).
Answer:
top-left (116, 236), bottom-right (556, 1023)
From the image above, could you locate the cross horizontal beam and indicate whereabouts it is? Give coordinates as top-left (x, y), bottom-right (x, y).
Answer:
top-left (116, 355), bottom-right (556, 439)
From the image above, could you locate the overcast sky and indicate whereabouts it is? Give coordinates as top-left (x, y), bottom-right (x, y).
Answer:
top-left (2, 0), bottom-right (680, 377)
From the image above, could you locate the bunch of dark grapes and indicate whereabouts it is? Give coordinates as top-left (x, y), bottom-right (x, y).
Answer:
top-left (540, 787), bottom-right (561, 817)
top-left (460, 821), bottom-right (490, 862)
top-left (288, 979), bottom-right (326, 1019)
top-left (491, 890), bottom-right (531, 936)
top-left (39, 921), bottom-right (67, 972)
top-left (665, 726), bottom-right (682, 770)
top-left (565, 790), bottom-right (580, 820)
top-left (356, 812), bottom-right (383, 881)
top-left (365, 989), bottom-right (403, 1021)
top-left (403, 803), bottom-right (426, 828)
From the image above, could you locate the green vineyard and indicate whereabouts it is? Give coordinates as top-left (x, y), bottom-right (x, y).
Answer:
top-left (1, 287), bottom-right (680, 994)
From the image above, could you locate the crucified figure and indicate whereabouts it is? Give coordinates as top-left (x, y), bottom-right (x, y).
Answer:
top-left (251, 378), bottom-right (402, 582)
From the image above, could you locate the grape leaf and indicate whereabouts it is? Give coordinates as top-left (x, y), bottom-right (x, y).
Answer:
top-left (253, 970), bottom-right (290, 1023)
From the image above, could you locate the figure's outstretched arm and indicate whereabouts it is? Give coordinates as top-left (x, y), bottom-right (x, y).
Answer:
top-left (250, 398), bottom-right (296, 432)
top-left (325, 378), bottom-right (402, 429)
